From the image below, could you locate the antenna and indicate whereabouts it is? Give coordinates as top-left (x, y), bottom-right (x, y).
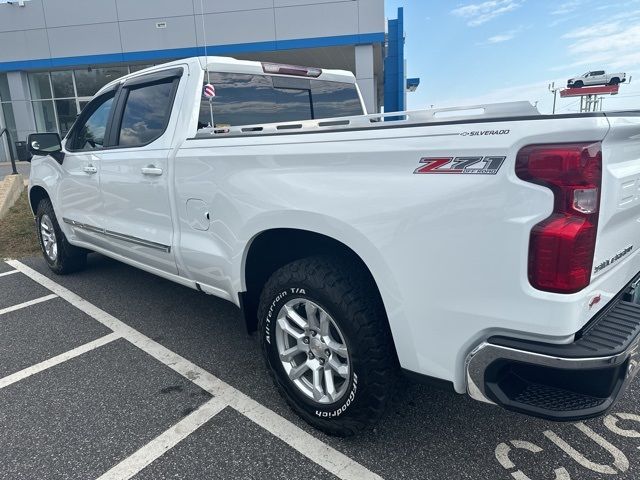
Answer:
top-left (199, 0), bottom-right (214, 127)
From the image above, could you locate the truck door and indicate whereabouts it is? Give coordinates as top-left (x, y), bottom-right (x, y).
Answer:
top-left (58, 88), bottom-right (116, 250)
top-left (98, 68), bottom-right (184, 274)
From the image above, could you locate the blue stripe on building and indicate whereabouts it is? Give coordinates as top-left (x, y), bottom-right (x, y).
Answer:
top-left (0, 32), bottom-right (386, 73)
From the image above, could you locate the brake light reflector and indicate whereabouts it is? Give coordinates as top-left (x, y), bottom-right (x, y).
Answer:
top-left (261, 62), bottom-right (322, 78)
top-left (516, 143), bottom-right (602, 293)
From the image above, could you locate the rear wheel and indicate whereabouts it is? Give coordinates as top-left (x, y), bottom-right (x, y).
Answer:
top-left (258, 255), bottom-right (397, 436)
top-left (35, 198), bottom-right (87, 274)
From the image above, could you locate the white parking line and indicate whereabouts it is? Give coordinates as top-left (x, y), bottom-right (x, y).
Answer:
top-left (0, 293), bottom-right (57, 316)
top-left (7, 260), bottom-right (383, 480)
top-left (97, 397), bottom-right (228, 480)
top-left (0, 269), bottom-right (19, 277)
top-left (0, 332), bottom-right (120, 390)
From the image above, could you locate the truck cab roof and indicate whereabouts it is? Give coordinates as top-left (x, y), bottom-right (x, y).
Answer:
top-left (97, 56), bottom-right (357, 97)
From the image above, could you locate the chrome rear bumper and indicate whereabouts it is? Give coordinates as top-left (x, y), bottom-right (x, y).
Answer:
top-left (466, 278), bottom-right (640, 421)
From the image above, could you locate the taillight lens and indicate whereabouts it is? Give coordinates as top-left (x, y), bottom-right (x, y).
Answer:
top-left (516, 143), bottom-right (602, 293)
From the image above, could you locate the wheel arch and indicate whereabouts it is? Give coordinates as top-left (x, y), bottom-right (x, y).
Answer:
top-left (29, 185), bottom-right (50, 215)
top-left (240, 228), bottom-right (400, 363)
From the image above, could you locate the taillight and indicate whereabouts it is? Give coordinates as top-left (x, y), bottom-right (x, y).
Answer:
top-left (516, 143), bottom-right (602, 293)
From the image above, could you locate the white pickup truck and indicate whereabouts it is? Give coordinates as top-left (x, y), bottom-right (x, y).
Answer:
top-left (567, 70), bottom-right (627, 88)
top-left (27, 56), bottom-right (640, 436)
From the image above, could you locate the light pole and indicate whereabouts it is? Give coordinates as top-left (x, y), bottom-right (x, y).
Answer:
top-left (548, 82), bottom-right (561, 114)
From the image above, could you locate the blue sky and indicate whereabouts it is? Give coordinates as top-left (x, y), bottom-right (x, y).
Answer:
top-left (384, 0), bottom-right (640, 113)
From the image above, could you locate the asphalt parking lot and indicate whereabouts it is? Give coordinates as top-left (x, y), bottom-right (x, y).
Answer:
top-left (2, 254), bottom-right (640, 479)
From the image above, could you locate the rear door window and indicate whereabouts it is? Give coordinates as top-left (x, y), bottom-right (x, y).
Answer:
top-left (117, 80), bottom-right (175, 147)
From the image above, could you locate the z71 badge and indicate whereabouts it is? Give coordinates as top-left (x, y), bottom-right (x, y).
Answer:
top-left (414, 156), bottom-right (506, 175)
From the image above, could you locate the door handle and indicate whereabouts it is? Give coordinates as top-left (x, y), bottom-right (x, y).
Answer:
top-left (83, 165), bottom-right (97, 174)
top-left (141, 166), bottom-right (163, 176)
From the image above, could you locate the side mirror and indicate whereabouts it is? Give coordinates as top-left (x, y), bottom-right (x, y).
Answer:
top-left (28, 133), bottom-right (64, 163)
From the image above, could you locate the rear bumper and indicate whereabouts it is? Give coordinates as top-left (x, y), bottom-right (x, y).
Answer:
top-left (466, 274), bottom-right (640, 421)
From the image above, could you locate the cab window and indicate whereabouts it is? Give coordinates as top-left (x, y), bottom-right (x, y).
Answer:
top-left (67, 91), bottom-right (114, 151)
top-left (117, 79), bottom-right (176, 147)
top-left (197, 72), bottom-right (364, 130)
top-left (311, 80), bottom-right (363, 119)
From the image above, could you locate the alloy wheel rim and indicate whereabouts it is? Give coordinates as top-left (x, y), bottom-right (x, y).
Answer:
top-left (275, 298), bottom-right (351, 404)
top-left (40, 214), bottom-right (58, 261)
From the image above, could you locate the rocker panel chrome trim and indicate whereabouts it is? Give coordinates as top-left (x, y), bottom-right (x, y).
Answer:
top-left (63, 218), bottom-right (171, 253)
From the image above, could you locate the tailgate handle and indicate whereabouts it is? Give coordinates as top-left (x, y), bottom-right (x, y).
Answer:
top-left (141, 165), bottom-right (163, 176)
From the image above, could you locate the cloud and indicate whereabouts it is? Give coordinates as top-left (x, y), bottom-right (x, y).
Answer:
top-left (487, 33), bottom-right (515, 43)
top-left (479, 26), bottom-right (524, 44)
top-left (432, 80), bottom-right (551, 113)
top-left (555, 18), bottom-right (640, 71)
top-left (595, 0), bottom-right (640, 10)
top-left (420, 3), bottom-right (640, 114)
top-left (562, 21), bottom-right (622, 39)
top-left (451, 0), bottom-right (523, 26)
top-left (551, 0), bottom-right (582, 15)
top-left (428, 74), bottom-right (640, 115)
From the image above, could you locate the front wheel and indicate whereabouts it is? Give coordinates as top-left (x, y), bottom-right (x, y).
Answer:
top-left (573, 80), bottom-right (584, 88)
top-left (258, 255), bottom-right (397, 436)
top-left (609, 77), bottom-right (620, 85)
top-left (35, 198), bottom-right (87, 274)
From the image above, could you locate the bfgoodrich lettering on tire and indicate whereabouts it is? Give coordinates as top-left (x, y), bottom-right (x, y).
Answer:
top-left (258, 255), bottom-right (398, 436)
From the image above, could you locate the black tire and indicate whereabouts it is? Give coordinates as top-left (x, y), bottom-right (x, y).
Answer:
top-left (574, 81), bottom-right (584, 88)
top-left (609, 77), bottom-right (620, 85)
top-left (35, 198), bottom-right (87, 274)
top-left (258, 255), bottom-right (398, 436)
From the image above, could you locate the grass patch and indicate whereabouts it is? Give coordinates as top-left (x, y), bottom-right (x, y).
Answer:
top-left (0, 188), bottom-right (41, 259)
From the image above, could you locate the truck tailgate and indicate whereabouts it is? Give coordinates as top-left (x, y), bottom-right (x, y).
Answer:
top-left (593, 114), bottom-right (640, 300)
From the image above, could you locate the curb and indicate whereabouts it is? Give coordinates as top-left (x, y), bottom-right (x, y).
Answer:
top-left (0, 174), bottom-right (25, 220)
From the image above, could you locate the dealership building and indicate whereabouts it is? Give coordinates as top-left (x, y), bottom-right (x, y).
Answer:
top-left (0, 0), bottom-right (414, 162)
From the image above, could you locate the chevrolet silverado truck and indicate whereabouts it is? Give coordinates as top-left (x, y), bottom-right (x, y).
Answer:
top-left (27, 56), bottom-right (640, 436)
top-left (567, 70), bottom-right (627, 88)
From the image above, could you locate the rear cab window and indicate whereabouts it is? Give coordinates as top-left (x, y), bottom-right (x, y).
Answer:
top-left (197, 71), bottom-right (364, 131)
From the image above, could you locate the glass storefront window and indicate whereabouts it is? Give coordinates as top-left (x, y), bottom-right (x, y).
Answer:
top-left (0, 74), bottom-right (10, 102)
top-left (24, 65), bottom-right (137, 137)
top-left (74, 66), bottom-right (128, 97)
top-left (54, 99), bottom-right (79, 136)
top-left (51, 71), bottom-right (75, 98)
top-left (32, 100), bottom-right (58, 133)
top-left (1, 102), bottom-right (16, 133)
top-left (29, 72), bottom-right (52, 99)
